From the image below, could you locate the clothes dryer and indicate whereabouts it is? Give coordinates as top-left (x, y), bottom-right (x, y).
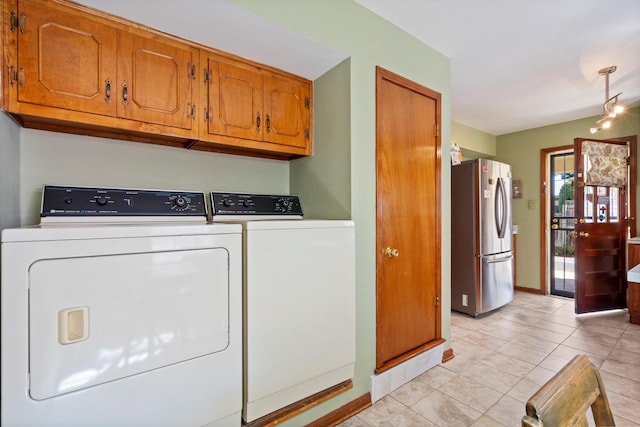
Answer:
top-left (1, 186), bottom-right (243, 427)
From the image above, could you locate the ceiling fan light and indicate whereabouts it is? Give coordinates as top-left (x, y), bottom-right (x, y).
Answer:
top-left (590, 127), bottom-right (599, 134)
top-left (602, 120), bottom-right (612, 129)
top-left (613, 104), bottom-right (624, 114)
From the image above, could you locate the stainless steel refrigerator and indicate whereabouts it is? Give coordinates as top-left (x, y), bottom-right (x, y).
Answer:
top-left (451, 159), bottom-right (514, 316)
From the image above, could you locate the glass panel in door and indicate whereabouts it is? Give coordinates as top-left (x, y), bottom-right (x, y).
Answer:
top-left (550, 153), bottom-right (575, 298)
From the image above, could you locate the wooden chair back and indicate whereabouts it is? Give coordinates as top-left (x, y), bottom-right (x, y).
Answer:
top-left (522, 354), bottom-right (615, 427)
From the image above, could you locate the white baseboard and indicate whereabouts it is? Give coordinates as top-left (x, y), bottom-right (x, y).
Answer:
top-left (370, 343), bottom-right (444, 403)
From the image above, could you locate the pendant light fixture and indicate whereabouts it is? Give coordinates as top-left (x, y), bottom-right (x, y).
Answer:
top-left (590, 66), bottom-right (625, 134)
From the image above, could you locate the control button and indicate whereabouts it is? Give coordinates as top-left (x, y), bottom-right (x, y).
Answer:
top-left (95, 197), bottom-right (108, 206)
top-left (64, 198), bottom-right (72, 204)
top-left (175, 197), bottom-right (187, 208)
top-left (223, 199), bottom-right (232, 207)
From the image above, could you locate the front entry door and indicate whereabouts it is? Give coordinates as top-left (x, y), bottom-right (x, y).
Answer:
top-left (574, 136), bottom-right (637, 314)
top-left (375, 67), bottom-right (443, 373)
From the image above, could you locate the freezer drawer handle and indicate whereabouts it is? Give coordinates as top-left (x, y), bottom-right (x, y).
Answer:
top-left (58, 306), bottom-right (89, 345)
top-left (485, 255), bottom-right (514, 264)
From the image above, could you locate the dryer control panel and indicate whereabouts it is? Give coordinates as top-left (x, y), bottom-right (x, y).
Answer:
top-left (211, 192), bottom-right (303, 216)
top-left (41, 185), bottom-right (207, 217)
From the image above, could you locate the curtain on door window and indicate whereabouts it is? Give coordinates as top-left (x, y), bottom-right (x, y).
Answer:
top-left (582, 140), bottom-right (627, 187)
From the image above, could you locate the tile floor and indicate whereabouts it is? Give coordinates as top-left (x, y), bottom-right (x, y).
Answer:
top-left (339, 292), bottom-right (640, 426)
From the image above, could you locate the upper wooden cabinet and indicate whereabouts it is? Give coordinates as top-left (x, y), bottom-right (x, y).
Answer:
top-left (1, 0), bottom-right (313, 159)
top-left (117, 31), bottom-right (197, 130)
top-left (5, 0), bottom-right (198, 141)
top-left (198, 53), bottom-right (312, 158)
top-left (16, 0), bottom-right (118, 117)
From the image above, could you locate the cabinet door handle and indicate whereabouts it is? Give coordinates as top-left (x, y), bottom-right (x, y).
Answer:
top-left (265, 114), bottom-right (271, 133)
top-left (122, 82), bottom-right (128, 106)
top-left (256, 112), bottom-right (261, 131)
top-left (105, 79), bottom-right (112, 103)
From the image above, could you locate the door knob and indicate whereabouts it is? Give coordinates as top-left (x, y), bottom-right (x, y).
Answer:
top-left (579, 231), bottom-right (590, 237)
top-left (551, 224), bottom-right (559, 229)
top-left (569, 231), bottom-right (578, 237)
top-left (385, 247), bottom-right (399, 258)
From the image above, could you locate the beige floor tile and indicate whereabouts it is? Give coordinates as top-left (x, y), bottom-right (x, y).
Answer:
top-left (416, 365), bottom-right (458, 389)
top-left (484, 395), bottom-right (526, 427)
top-left (545, 345), bottom-right (605, 368)
top-left (480, 352), bottom-right (536, 378)
top-left (601, 359), bottom-right (640, 382)
top-left (336, 415), bottom-right (372, 427)
top-left (438, 375), bottom-right (504, 413)
top-left (607, 390), bottom-right (640, 424)
top-left (460, 360), bottom-right (522, 394)
top-left (471, 415), bottom-right (507, 427)
top-left (390, 379), bottom-right (435, 406)
top-left (355, 395), bottom-right (407, 427)
top-left (411, 390), bottom-right (482, 426)
top-left (600, 370), bottom-right (640, 402)
top-left (497, 341), bottom-right (550, 365)
top-left (506, 367), bottom-right (556, 403)
top-left (384, 409), bottom-right (438, 426)
top-left (561, 335), bottom-right (613, 358)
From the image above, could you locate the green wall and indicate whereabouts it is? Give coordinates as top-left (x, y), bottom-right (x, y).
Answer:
top-left (452, 121), bottom-right (497, 159)
top-left (230, 1), bottom-right (452, 424)
top-left (496, 107), bottom-right (640, 291)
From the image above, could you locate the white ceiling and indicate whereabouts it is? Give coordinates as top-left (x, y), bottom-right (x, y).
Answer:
top-left (354, 0), bottom-right (640, 135)
top-left (77, 0), bottom-right (639, 136)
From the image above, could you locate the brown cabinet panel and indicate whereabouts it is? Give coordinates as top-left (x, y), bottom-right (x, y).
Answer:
top-left (118, 32), bottom-right (195, 130)
top-left (263, 73), bottom-right (310, 149)
top-left (206, 55), bottom-right (263, 140)
top-left (17, 0), bottom-right (117, 116)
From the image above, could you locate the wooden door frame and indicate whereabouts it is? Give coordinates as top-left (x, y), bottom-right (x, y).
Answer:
top-left (539, 145), bottom-right (574, 295)
top-left (539, 136), bottom-right (637, 296)
top-left (375, 66), bottom-right (443, 374)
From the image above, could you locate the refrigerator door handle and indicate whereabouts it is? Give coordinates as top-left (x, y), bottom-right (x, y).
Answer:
top-left (485, 254), bottom-right (514, 263)
top-left (495, 177), bottom-right (508, 238)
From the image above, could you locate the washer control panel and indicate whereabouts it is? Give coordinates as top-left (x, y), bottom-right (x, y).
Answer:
top-left (210, 192), bottom-right (303, 216)
top-left (41, 185), bottom-right (207, 217)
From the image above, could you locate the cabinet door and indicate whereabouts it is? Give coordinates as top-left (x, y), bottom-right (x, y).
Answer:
top-left (17, 0), bottom-right (117, 116)
top-left (263, 73), bottom-right (310, 150)
top-left (118, 32), bottom-right (195, 130)
top-left (206, 55), bottom-right (263, 141)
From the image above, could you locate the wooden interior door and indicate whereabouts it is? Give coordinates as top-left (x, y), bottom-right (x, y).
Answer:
top-left (206, 56), bottom-right (263, 140)
top-left (574, 136), bottom-right (637, 314)
top-left (375, 67), bottom-right (442, 373)
top-left (118, 32), bottom-right (195, 130)
top-left (18, 0), bottom-right (117, 116)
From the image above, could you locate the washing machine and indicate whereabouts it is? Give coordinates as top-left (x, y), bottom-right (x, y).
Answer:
top-left (1, 185), bottom-right (243, 427)
top-left (210, 192), bottom-right (356, 423)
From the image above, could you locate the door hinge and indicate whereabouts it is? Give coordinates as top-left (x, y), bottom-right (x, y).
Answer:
top-left (187, 103), bottom-right (196, 119)
top-left (203, 68), bottom-right (212, 84)
top-left (435, 293), bottom-right (440, 308)
top-left (434, 124), bottom-right (440, 138)
top-left (188, 63), bottom-right (196, 80)
top-left (10, 11), bottom-right (25, 33)
top-left (204, 106), bottom-right (213, 123)
top-left (304, 96), bottom-right (310, 109)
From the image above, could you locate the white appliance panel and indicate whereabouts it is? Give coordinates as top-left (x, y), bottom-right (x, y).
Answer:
top-left (29, 248), bottom-right (229, 400)
top-left (2, 225), bottom-right (243, 427)
top-left (244, 220), bottom-right (356, 421)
